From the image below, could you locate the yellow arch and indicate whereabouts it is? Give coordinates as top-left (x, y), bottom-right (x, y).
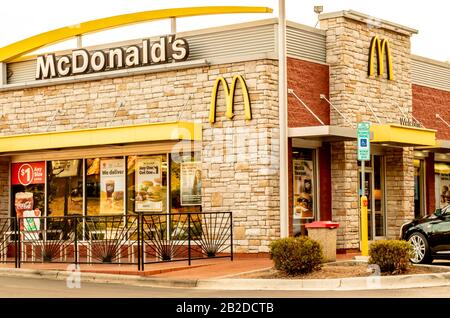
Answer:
top-left (0, 6), bottom-right (273, 63)
top-left (209, 75), bottom-right (252, 123)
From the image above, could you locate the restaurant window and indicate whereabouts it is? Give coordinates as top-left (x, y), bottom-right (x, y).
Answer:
top-left (292, 148), bottom-right (316, 236)
top-left (47, 160), bottom-right (83, 217)
top-left (127, 155), bottom-right (168, 214)
top-left (85, 157), bottom-right (126, 216)
top-left (11, 162), bottom-right (46, 226)
top-left (170, 151), bottom-right (202, 213)
top-left (435, 162), bottom-right (450, 209)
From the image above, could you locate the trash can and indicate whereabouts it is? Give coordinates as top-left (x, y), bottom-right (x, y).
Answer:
top-left (305, 221), bottom-right (340, 262)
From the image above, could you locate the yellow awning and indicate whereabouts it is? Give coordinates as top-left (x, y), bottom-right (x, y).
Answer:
top-left (435, 163), bottom-right (450, 174)
top-left (370, 124), bottom-right (436, 147)
top-left (0, 121), bottom-right (201, 153)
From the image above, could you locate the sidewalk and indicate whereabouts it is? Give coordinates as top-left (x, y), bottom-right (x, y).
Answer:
top-left (0, 252), bottom-right (359, 279)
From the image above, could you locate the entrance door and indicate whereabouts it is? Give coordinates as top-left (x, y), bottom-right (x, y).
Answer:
top-left (359, 155), bottom-right (386, 240)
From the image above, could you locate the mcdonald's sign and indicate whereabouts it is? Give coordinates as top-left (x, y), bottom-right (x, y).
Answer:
top-left (209, 75), bottom-right (252, 123)
top-left (368, 36), bottom-right (393, 80)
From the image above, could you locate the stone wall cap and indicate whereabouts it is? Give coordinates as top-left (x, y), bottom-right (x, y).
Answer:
top-left (319, 10), bottom-right (418, 36)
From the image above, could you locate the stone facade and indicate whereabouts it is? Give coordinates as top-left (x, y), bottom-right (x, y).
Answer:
top-left (0, 59), bottom-right (280, 253)
top-left (320, 14), bottom-right (416, 248)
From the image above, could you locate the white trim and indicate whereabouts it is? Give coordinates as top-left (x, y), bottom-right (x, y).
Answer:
top-left (6, 141), bottom-right (200, 162)
top-left (0, 63), bottom-right (6, 85)
top-left (0, 59), bottom-right (208, 92)
top-left (319, 10), bottom-right (418, 35)
top-left (288, 125), bottom-right (356, 140)
top-left (291, 138), bottom-right (322, 148)
top-left (286, 54), bottom-right (328, 66)
top-left (286, 20), bottom-right (326, 35)
top-left (412, 55), bottom-right (450, 69)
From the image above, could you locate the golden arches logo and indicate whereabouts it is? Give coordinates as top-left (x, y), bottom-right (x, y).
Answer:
top-left (209, 75), bottom-right (252, 123)
top-left (368, 36), bottom-right (393, 80)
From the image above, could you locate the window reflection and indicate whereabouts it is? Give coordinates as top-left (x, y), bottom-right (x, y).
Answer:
top-left (47, 160), bottom-right (83, 216)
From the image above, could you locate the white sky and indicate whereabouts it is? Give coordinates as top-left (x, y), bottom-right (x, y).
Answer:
top-left (0, 0), bottom-right (449, 62)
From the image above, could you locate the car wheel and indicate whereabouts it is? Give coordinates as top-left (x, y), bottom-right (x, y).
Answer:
top-left (408, 232), bottom-right (431, 264)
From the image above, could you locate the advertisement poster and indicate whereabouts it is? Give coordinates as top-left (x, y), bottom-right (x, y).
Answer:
top-left (135, 157), bottom-right (163, 212)
top-left (23, 209), bottom-right (41, 240)
top-left (438, 173), bottom-right (450, 208)
top-left (11, 162), bottom-right (45, 185)
top-left (180, 162), bottom-right (202, 206)
top-left (100, 159), bottom-right (125, 214)
top-left (51, 160), bottom-right (79, 178)
top-left (293, 159), bottom-right (314, 219)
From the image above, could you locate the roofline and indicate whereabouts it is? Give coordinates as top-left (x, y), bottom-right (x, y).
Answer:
top-left (319, 10), bottom-right (418, 35)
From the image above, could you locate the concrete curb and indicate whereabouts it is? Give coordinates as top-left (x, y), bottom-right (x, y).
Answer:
top-left (196, 264), bottom-right (450, 291)
top-left (1, 265), bottom-right (449, 291)
top-left (0, 268), bottom-right (198, 288)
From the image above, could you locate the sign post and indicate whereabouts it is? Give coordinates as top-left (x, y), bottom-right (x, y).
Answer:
top-left (357, 122), bottom-right (370, 256)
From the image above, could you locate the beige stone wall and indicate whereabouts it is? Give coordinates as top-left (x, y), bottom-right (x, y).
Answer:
top-left (330, 141), bottom-right (359, 249)
top-left (0, 59), bottom-right (280, 252)
top-left (385, 147), bottom-right (415, 239)
top-left (321, 15), bottom-right (415, 248)
top-left (321, 17), bottom-right (413, 126)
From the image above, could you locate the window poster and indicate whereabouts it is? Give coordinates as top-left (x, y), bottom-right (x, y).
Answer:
top-left (293, 159), bottom-right (314, 219)
top-left (180, 162), bottom-right (202, 206)
top-left (51, 160), bottom-right (79, 178)
top-left (135, 156), bottom-right (163, 212)
top-left (438, 173), bottom-right (450, 208)
top-left (12, 161), bottom-right (45, 230)
top-left (100, 159), bottom-right (125, 214)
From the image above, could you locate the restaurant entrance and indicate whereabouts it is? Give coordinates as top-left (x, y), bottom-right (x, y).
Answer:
top-left (358, 155), bottom-right (386, 240)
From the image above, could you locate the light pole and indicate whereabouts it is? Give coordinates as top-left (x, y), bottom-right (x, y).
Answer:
top-left (278, 0), bottom-right (289, 238)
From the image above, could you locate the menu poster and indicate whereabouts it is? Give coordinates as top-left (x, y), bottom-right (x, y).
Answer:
top-left (135, 157), bottom-right (163, 212)
top-left (180, 162), bottom-right (202, 206)
top-left (11, 162), bottom-right (45, 186)
top-left (100, 159), bottom-right (125, 214)
top-left (293, 159), bottom-right (314, 219)
top-left (438, 174), bottom-right (450, 208)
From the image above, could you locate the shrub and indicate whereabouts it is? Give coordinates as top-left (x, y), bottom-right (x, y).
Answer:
top-left (269, 236), bottom-right (324, 275)
top-left (369, 240), bottom-right (413, 274)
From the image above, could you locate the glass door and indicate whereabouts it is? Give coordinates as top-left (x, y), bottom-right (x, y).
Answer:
top-left (359, 155), bottom-right (386, 240)
top-left (373, 155), bottom-right (385, 238)
top-left (359, 170), bottom-right (373, 240)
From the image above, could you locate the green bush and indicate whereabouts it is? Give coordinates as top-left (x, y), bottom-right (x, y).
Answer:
top-left (369, 240), bottom-right (413, 274)
top-left (269, 236), bottom-right (324, 275)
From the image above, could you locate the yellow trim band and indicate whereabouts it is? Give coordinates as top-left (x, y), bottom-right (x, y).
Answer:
top-left (0, 121), bottom-right (202, 153)
top-left (370, 124), bottom-right (436, 147)
top-left (0, 6), bottom-right (273, 63)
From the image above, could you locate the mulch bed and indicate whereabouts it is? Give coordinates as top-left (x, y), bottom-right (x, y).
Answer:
top-left (237, 264), bottom-right (447, 280)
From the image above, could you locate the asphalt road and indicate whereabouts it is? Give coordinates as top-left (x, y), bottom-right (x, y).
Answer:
top-left (0, 275), bottom-right (449, 298)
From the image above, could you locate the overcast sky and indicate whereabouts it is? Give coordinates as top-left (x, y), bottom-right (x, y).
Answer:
top-left (0, 0), bottom-right (449, 62)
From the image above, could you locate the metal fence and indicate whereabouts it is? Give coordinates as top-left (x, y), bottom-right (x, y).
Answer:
top-left (0, 212), bottom-right (233, 270)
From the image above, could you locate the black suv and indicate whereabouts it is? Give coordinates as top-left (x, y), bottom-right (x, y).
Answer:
top-left (400, 205), bottom-right (450, 264)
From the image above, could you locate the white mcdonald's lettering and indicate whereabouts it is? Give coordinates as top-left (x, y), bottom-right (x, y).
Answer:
top-left (35, 35), bottom-right (189, 80)
top-left (368, 35), bottom-right (393, 80)
top-left (209, 75), bottom-right (252, 123)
